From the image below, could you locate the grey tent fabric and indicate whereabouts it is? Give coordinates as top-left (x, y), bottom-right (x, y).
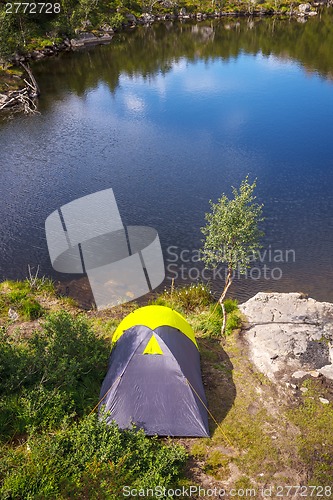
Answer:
top-left (99, 324), bottom-right (209, 437)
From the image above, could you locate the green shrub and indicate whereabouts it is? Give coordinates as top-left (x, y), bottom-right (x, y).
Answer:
top-left (109, 13), bottom-right (125, 29)
top-left (1, 310), bottom-right (109, 399)
top-left (152, 283), bottom-right (212, 313)
top-left (29, 311), bottom-right (110, 410)
top-left (0, 395), bottom-right (25, 439)
top-left (0, 415), bottom-right (187, 499)
top-left (221, 299), bottom-right (242, 336)
top-left (195, 299), bottom-right (241, 337)
top-left (0, 332), bottom-right (33, 396)
top-left (0, 388), bottom-right (75, 440)
top-left (0, 311), bottom-right (111, 441)
top-left (18, 387), bottom-right (76, 434)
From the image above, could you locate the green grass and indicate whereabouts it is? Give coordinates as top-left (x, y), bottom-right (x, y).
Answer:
top-left (190, 297), bottom-right (242, 338)
top-left (287, 380), bottom-right (333, 485)
top-left (0, 278), bottom-right (78, 323)
top-left (88, 317), bottom-right (120, 340)
top-left (0, 280), bottom-right (55, 321)
top-left (151, 282), bottom-right (212, 314)
top-left (194, 334), bottom-right (290, 485)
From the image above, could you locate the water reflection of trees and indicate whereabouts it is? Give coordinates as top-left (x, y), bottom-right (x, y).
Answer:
top-left (32, 11), bottom-right (333, 107)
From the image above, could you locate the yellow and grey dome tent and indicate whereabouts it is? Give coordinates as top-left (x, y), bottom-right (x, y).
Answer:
top-left (99, 305), bottom-right (209, 437)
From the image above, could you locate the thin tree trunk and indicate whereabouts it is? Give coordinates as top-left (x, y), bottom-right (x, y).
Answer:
top-left (221, 301), bottom-right (226, 335)
top-left (218, 268), bottom-right (233, 339)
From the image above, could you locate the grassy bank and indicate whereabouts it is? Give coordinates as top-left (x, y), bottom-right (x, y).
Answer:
top-left (0, 279), bottom-right (332, 497)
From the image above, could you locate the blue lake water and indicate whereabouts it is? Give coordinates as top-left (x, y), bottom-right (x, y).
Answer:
top-left (0, 17), bottom-right (333, 305)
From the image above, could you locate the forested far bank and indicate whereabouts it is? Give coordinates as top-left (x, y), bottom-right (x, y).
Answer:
top-left (0, 0), bottom-right (332, 66)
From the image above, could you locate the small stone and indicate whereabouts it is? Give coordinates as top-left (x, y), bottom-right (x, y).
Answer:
top-left (309, 371), bottom-right (320, 378)
top-left (125, 14), bottom-right (136, 23)
top-left (141, 13), bottom-right (155, 23)
top-left (292, 370), bottom-right (308, 379)
top-left (319, 397), bottom-right (329, 404)
top-left (0, 94), bottom-right (9, 106)
top-left (300, 387), bottom-right (308, 393)
top-left (290, 383), bottom-right (297, 389)
top-left (318, 365), bottom-right (333, 381)
top-left (298, 2), bottom-right (311, 12)
top-left (8, 308), bottom-right (19, 321)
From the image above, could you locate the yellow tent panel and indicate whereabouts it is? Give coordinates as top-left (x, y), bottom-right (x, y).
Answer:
top-left (142, 335), bottom-right (163, 355)
top-left (113, 305), bottom-right (198, 348)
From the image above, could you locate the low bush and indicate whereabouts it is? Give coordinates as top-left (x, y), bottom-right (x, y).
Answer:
top-left (30, 311), bottom-right (109, 396)
top-left (0, 415), bottom-right (187, 499)
top-left (0, 388), bottom-right (75, 439)
top-left (0, 331), bottom-right (32, 396)
top-left (0, 311), bottom-right (110, 441)
top-left (152, 283), bottom-right (212, 313)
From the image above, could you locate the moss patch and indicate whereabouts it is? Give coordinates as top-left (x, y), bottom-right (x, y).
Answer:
top-left (0, 67), bottom-right (24, 92)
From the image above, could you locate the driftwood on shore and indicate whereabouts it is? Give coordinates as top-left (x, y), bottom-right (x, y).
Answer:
top-left (0, 62), bottom-right (40, 114)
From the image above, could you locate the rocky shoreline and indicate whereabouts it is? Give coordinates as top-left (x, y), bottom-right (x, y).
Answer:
top-left (8, 2), bottom-right (322, 64)
top-left (14, 2), bottom-right (324, 59)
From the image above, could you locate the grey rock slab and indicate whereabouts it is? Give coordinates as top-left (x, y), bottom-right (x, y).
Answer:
top-left (292, 370), bottom-right (309, 379)
top-left (239, 292), bottom-right (333, 381)
top-left (319, 364), bottom-right (333, 380)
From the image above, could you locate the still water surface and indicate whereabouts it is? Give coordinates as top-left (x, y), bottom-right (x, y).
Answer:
top-left (1, 14), bottom-right (333, 305)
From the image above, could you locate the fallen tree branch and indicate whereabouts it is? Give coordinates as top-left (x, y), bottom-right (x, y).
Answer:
top-left (0, 63), bottom-right (40, 114)
top-left (20, 61), bottom-right (40, 96)
top-left (0, 87), bottom-right (39, 114)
